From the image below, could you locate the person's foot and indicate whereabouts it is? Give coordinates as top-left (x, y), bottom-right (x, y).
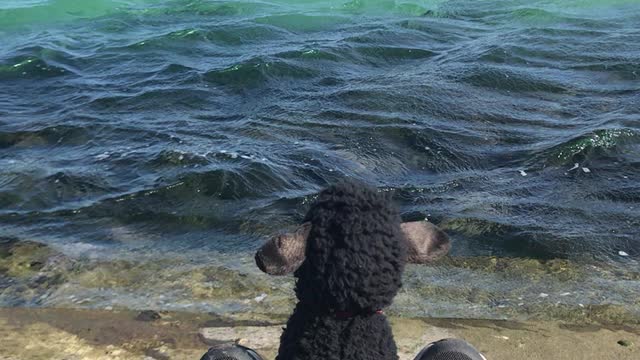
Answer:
top-left (200, 344), bottom-right (264, 360)
top-left (414, 338), bottom-right (487, 360)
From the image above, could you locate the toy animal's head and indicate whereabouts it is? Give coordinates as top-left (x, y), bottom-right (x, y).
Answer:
top-left (293, 181), bottom-right (407, 313)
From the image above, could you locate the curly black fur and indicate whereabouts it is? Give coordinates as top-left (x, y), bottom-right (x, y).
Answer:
top-left (276, 181), bottom-right (407, 360)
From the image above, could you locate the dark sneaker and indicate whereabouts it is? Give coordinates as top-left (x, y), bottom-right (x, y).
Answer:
top-left (200, 344), bottom-right (265, 360)
top-left (414, 338), bottom-right (487, 360)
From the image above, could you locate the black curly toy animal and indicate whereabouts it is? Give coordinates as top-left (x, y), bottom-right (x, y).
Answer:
top-left (275, 181), bottom-right (407, 360)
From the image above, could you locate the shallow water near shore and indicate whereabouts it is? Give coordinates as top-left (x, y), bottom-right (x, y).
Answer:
top-left (1, 0), bottom-right (639, 321)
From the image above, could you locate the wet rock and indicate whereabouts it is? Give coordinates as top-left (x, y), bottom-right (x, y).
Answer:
top-left (199, 325), bottom-right (282, 348)
top-left (136, 310), bottom-right (162, 322)
top-left (617, 339), bottom-right (632, 347)
top-left (146, 344), bottom-right (173, 360)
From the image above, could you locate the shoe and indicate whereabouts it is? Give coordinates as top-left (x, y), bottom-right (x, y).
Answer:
top-left (200, 344), bottom-right (265, 360)
top-left (414, 338), bottom-right (487, 360)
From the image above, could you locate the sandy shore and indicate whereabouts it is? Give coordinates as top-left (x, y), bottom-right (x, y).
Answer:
top-left (0, 307), bottom-right (637, 360)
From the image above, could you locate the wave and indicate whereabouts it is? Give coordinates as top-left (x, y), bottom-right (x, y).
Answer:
top-left (0, 0), bottom-right (427, 30)
top-left (149, 150), bottom-right (210, 168)
top-left (204, 57), bottom-right (317, 89)
top-left (0, 125), bottom-right (89, 149)
top-left (440, 217), bottom-right (568, 259)
top-left (0, 171), bottom-right (114, 212)
top-left (0, 0), bottom-right (125, 28)
top-left (154, 0), bottom-right (276, 17)
top-left (89, 86), bottom-right (209, 111)
top-left (47, 162), bottom-right (295, 225)
top-left (349, 45), bottom-right (437, 65)
top-left (254, 13), bottom-right (352, 32)
top-left (532, 128), bottom-right (639, 166)
top-left (460, 66), bottom-right (569, 93)
top-left (0, 56), bottom-right (72, 80)
top-left (275, 44), bottom-right (437, 68)
top-left (113, 25), bottom-right (289, 51)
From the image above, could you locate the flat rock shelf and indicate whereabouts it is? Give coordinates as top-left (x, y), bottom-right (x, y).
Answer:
top-left (0, 307), bottom-right (638, 360)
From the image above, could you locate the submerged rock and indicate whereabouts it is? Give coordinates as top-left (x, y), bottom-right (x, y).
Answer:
top-left (136, 310), bottom-right (162, 322)
top-left (434, 256), bottom-right (585, 282)
top-left (0, 238), bottom-right (57, 278)
top-left (0, 238), bottom-right (74, 306)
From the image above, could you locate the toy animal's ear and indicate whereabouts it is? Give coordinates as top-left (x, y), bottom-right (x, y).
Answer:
top-left (401, 221), bottom-right (450, 263)
top-left (255, 220), bottom-right (450, 275)
top-left (254, 222), bottom-right (311, 275)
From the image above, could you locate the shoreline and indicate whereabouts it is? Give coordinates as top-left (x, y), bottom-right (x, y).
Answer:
top-left (3, 238), bottom-right (639, 325)
top-left (1, 307), bottom-right (637, 360)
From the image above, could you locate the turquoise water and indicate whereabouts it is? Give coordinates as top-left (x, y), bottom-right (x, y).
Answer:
top-left (1, 0), bottom-right (639, 319)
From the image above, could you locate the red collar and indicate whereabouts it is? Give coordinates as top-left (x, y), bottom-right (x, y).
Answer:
top-left (333, 309), bottom-right (384, 320)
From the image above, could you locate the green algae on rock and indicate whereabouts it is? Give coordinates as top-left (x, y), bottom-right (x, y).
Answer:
top-left (0, 238), bottom-right (72, 279)
top-left (0, 238), bottom-right (75, 307)
top-left (433, 256), bottom-right (586, 282)
top-left (71, 259), bottom-right (283, 300)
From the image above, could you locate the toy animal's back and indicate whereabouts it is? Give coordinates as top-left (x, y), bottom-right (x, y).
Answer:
top-left (277, 304), bottom-right (398, 360)
top-left (276, 181), bottom-right (406, 360)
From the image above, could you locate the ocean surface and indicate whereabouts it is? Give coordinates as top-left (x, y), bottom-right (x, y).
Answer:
top-left (1, 0), bottom-right (639, 321)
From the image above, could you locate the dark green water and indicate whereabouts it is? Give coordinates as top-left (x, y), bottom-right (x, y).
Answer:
top-left (1, 0), bottom-right (639, 320)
